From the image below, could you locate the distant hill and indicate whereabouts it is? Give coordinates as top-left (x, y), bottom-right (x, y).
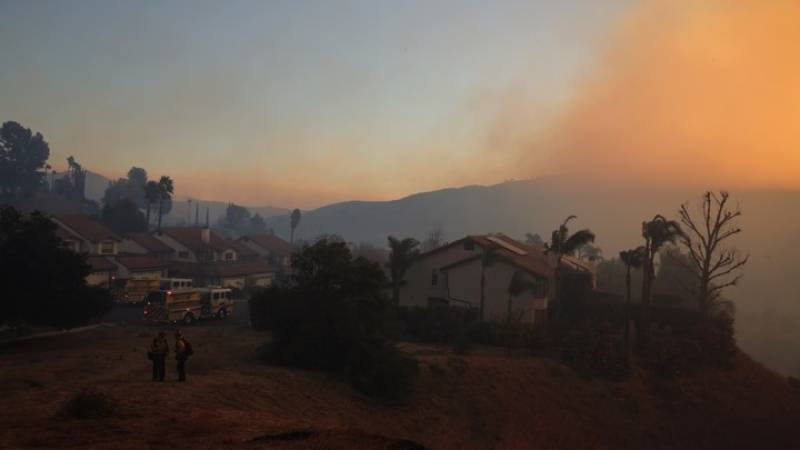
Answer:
top-left (263, 176), bottom-right (800, 378)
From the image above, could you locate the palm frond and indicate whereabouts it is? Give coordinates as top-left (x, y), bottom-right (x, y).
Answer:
top-left (562, 229), bottom-right (595, 254)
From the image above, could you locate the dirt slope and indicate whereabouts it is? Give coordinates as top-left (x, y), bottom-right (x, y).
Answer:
top-left (1, 323), bottom-right (799, 449)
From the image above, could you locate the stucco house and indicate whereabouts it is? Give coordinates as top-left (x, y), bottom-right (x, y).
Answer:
top-left (85, 255), bottom-right (118, 287)
top-left (119, 232), bottom-right (175, 261)
top-left (168, 260), bottom-right (274, 290)
top-left (397, 234), bottom-right (595, 326)
top-left (111, 255), bottom-right (168, 280)
top-left (237, 234), bottom-right (293, 271)
top-left (52, 214), bottom-right (121, 255)
top-left (154, 227), bottom-right (248, 262)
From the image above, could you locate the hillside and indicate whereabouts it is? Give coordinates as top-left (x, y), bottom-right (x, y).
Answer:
top-left (263, 178), bottom-right (800, 379)
top-left (1, 323), bottom-right (799, 449)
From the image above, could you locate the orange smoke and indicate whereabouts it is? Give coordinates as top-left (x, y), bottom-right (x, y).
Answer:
top-left (545, 0), bottom-right (800, 188)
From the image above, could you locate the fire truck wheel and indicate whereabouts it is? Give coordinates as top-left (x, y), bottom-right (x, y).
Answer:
top-left (183, 313), bottom-right (194, 325)
top-left (217, 309), bottom-right (228, 320)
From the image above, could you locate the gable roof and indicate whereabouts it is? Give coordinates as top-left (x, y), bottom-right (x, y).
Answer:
top-left (113, 255), bottom-right (167, 271)
top-left (168, 260), bottom-right (274, 278)
top-left (240, 234), bottom-right (293, 256)
top-left (54, 214), bottom-right (121, 243)
top-left (432, 234), bottom-right (593, 278)
top-left (124, 232), bottom-right (175, 254)
top-left (159, 227), bottom-right (235, 253)
top-left (87, 255), bottom-right (117, 272)
top-left (225, 239), bottom-right (259, 258)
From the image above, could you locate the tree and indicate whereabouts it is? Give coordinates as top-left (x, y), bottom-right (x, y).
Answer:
top-left (0, 206), bottom-right (112, 328)
top-left (0, 121), bottom-right (50, 199)
top-left (639, 215), bottom-right (683, 347)
top-left (387, 236), bottom-right (420, 305)
top-left (101, 198), bottom-right (147, 234)
top-left (525, 233), bottom-right (544, 246)
top-left (479, 244), bottom-right (500, 321)
top-left (678, 191), bottom-right (749, 315)
top-left (222, 203), bottom-right (251, 231)
top-left (156, 176), bottom-right (173, 230)
top-left (619, 247), bottom-right (646, 347)
top-left (578, 244), bottom-right (603, 262)
top-left (507, 270), bottom-right (538, 324)
top-left (544, 216), bottom-right (596, 320)
top-left (250, 238), bottom-right (417, 399)
top-left (143, 181), bottom-right (159, 228)
top-left (103, 166), bottom-right (149, 209)
top-left (249, 213), bottom-right (266, 235)
top-left (421, 227), bottom-right (445, 252)
top-left (290, 208), bottom-right (302, 245)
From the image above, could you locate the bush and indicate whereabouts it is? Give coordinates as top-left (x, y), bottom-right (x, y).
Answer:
top-left (560, 319), bottom-right (630, 380)
top-left (251, 239), bottom-right (417, 400)
top-left (58, 388), bottom-right (118, 419)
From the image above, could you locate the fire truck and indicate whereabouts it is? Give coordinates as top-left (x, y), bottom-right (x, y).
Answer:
top-left (143, 287), bottom-right (234, 324)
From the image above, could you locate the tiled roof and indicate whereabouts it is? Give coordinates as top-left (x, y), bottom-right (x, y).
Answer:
top-left (113, 255), bottom-right (167, 271)
top-left (435, 234), bottom-right (592, 278)
top-left (240, 234), bottom-right (293, 256)
top-left (159, 227), bottom-right (233, 253)
top-left (226, 239), bottom-right (259, 258)
top-left (125, 232), bottom-right (174, 253)
top-left (168, 261), bottom-right (274, 278)
top-left (87, 255), bottom-right (117, 272)
top-left (54, 214), bottom-right (121, 243)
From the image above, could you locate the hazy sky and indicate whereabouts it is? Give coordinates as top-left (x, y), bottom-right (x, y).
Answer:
top-left (0, 0), bottom-right (629, 207)
top-left (2, 0), bottom-right (798, 208)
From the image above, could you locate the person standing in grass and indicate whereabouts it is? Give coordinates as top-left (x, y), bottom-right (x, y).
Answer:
top-left (174, 330), bottom-right (193, 382)
top-left (149, 331), bottom-right (169, 382)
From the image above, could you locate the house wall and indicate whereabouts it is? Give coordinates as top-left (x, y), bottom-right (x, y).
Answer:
top-left (129, 269), bottom-right (165, 280)
top-left (445, 259), bottom-right (548, 324)
top-left (220, 277), bottom-right (246, 289)
top-left (86, 271), bottom-right (112, 287)
top-left (247, 273), bottom-right (273, 288)
top-left (118, 239), bottom-right (148, 255)
top-left (398, 242), bottom-right (483, 308)
top-left (153, 234), bottom-right (197, 262)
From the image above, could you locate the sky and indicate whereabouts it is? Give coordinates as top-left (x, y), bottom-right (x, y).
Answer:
top-left (2, 0), bottom-right (798, 208)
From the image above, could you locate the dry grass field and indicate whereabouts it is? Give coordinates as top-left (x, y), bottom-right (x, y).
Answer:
top-left (2, 320), bottom-right (800, 450)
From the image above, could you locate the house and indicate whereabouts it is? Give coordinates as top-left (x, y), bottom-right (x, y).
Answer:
top-left (111, 255), bottom-right (168, 280)
top-left (237, 234), bottom-right (293, 271)
top-left (154, 227), bottom-right (248, 262)
top-left (85, 255), bottom-right (117, 287)
top-left (168, 260), bottom-right (274, 290)
top-left (119, 232), bottom-right (175, 261)
top-left (397, 234), bottom-right (595, 326)
top-left (52, 214), bottom-right (121, 255)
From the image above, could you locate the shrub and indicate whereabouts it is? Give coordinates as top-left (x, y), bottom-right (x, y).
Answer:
top-left (251, 239), bottom-right (417, 400)
top-left (560, 319), bottom-right (630, 380)
top-left (58, 388), bottom-right (118, 419)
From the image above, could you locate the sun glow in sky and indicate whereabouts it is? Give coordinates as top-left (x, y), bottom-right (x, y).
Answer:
top-left (1, 0), bottom-right (798, 208)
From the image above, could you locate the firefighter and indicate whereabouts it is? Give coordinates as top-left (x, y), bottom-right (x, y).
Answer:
top-left (149, 331), bottom-right (169, 382)
top-left (174, 330), bottom-right (193, 382)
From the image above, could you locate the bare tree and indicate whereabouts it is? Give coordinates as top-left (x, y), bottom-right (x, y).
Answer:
top-left (678, 191), bottom-right (748, 315)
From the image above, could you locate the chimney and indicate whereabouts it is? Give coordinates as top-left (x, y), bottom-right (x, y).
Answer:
top-left (201, 227), bottom-right (211, 244)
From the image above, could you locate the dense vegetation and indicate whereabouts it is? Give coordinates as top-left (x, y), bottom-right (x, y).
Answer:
top-left (0, 206), bottom-right (113, 329)
top-left (250, 238), bottom-right (417, 400)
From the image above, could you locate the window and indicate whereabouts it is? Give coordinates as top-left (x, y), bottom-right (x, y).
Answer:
top-left (225, 251), bottom-right (235, 261)
top-left (178, 251), bottom-right (189, 259)
top-left (431, 270), bottom-right (439, 286)
top-left (100, 241), bottom-right (114, 254)
top-left (463, 240), bottom-right (474, 251)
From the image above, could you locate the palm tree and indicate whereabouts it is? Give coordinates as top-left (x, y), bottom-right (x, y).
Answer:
top-left (639, 215), bottom-right (683, 347)
top-left (290, 209), bottom-right (302, 245)
top-left (544, 215), bottom-right (596, 321)
top-left (156, 176), bottom-right (174, 230)
top-left (143, 180), bottom-right (159, 229)
top-left (619, 246), bottom-right (646, 347)
top-left (387, 236), bottom-right (421, 305)
top-left (507, 270), bottom-right (539, 324)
